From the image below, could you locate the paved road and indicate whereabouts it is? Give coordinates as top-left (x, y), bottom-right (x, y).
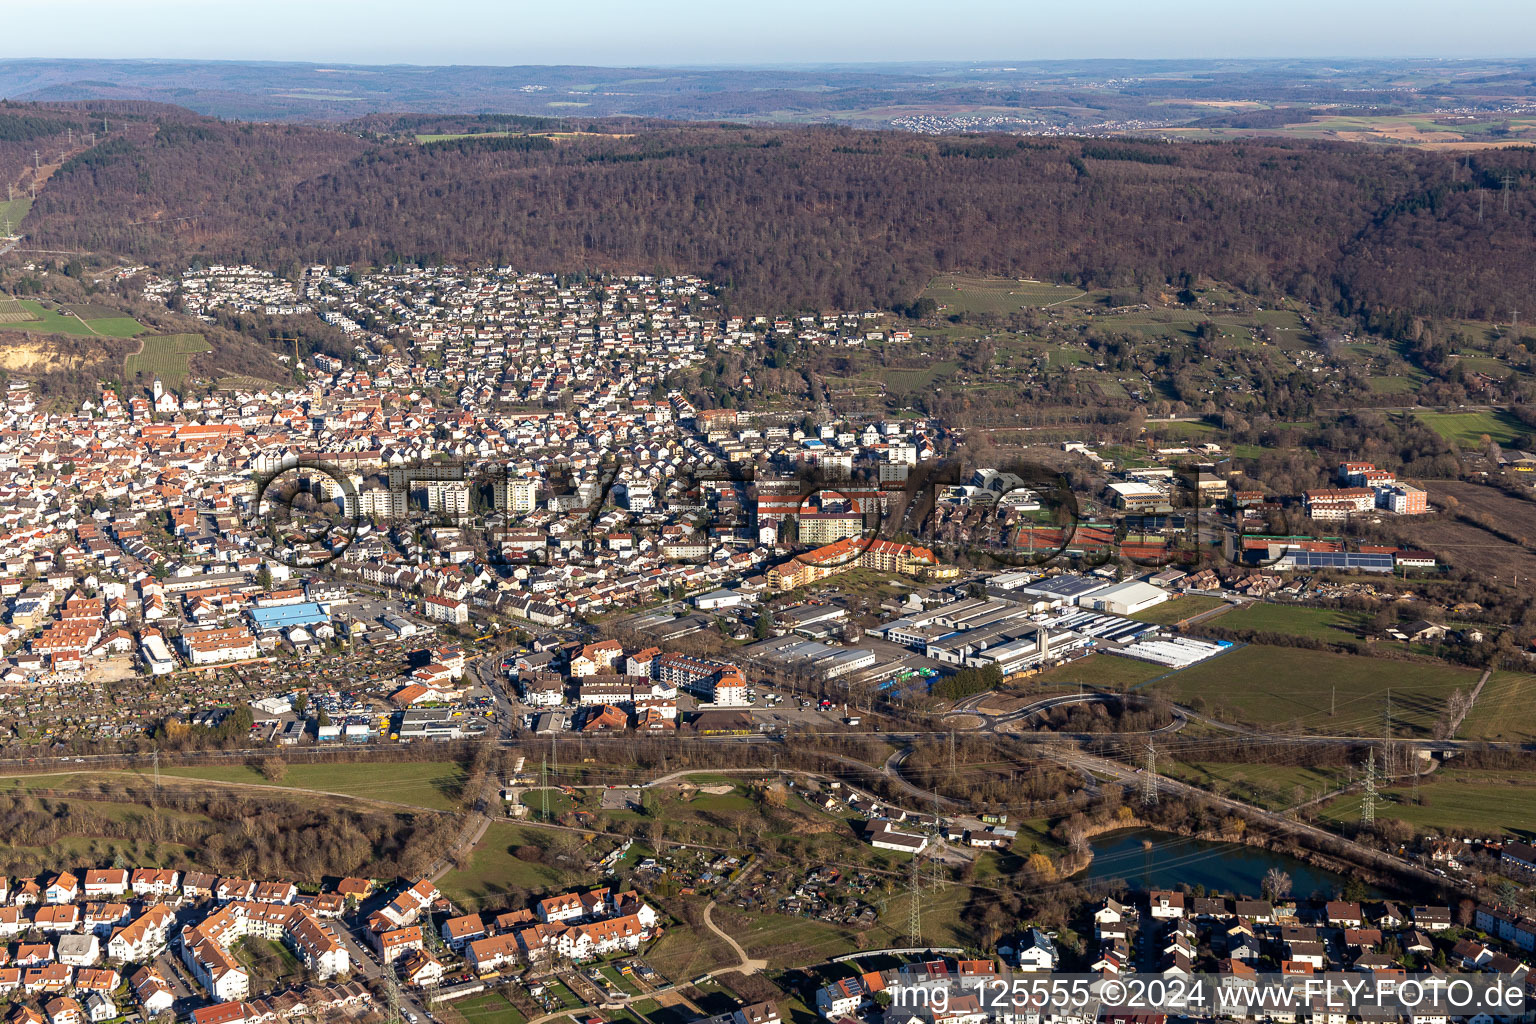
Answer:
top-left (338, 916), bottom-right (432, 1020)
top-left (155, 950), bottom-right (201, 1018)
top-left (980, 692), bottom-right (1190, 735)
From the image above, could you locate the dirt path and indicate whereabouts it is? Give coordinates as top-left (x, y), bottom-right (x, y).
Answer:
top-left (702, 899), bottom-right (768, 974)
top-left (696, 857), bottom-right (770, 974)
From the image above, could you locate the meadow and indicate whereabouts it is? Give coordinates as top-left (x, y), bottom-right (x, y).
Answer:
top-left (157, 760), bottom-right (468, 810)
top-left (1162, 760), bottom-right (1345, 811)
top-left (1415, 409), bottom-right (1533, 447)
top-left (1026, 653), bottom-right (1171, 690)
top-left (1218, 603), bottom-right (1366, 642)
top-left (1147, 644), bottom-right (1479, 737)
top-left (921, 273), bottom-right (1085, 314)
top-left (1456, 672), bottom-right (1536, 742)
top-left (0, 194), bottom-right (30, 233)
top-left (1317, 768), bottom-right (1536, 837)
top-left (434, 820), bottom-right (590, 909)
top-left (0, 298), bottom-right (145, 338)
top-left (1126, 594), bottom-right (1229, 625)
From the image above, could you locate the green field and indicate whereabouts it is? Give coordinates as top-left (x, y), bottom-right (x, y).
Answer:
top-left (685, 788), bottom-right (758, 813)
top-left (1457, 356), bottom-right (1516, 375)
top-left (1163, 760), bottom-right (1344, 811)
top-left (125, 333), bottom-right (212, 390)
top-left (520, 788), bottom-right (580, 818)
top-left (543, 980), bottom-right (584, 1008)
top-left (1416, 409), bottom-right (1534, 447)
top-left (599, 964), bottom-right (642, 997)
top-left (1220, 603), bottom-right (1365, 642)
top-left (159, 760), bottom-right (467, 810)
top-left (0, 298), bottom-right (145, 337)
top-left (1148, 644), bottom-right (1479, 736)
top-left (1318, 768), bottom-right (1536, 837)
top-left (1457, 671), bottom-right (1536, 741)
top-left (921, 273), bottom-right (1085, 314)
top-left (1367, 375), bottom-right (1421, 395)
top-left (446, 989), bottom-right (528, 1024)
top-left (866, 360), bottom-right (958, 394)
top-left (1028, 653), bottom-right (1171, 690)
top-left (1047, 347), bottom-right (1093, 368)
top-left (712, 903), bottom-right (893, 964)
top-left (233, 936), bottom-right (303, 986)
top-left (1147, 419), bottom-right (1220, 441)
top-left (434, 821), bottom-right (587, 908)
top-left (1126, 594), bottom-right (1228, 625)
top-left (0, 194), bottom-right (31, 233)
top-left (645, 907), bottom-right (737, 978)
top-left (417, 131), bottom-right (518, 143)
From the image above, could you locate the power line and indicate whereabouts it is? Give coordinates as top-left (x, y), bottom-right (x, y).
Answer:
top-left (906, 854), bottom-right (923, 945)
top-left (385, 970), bottom-right (404, 1024)
top-left (1141, 739), bottom-right (1158, 807)
top-left (1361, 748), bottom-right (1377, 828)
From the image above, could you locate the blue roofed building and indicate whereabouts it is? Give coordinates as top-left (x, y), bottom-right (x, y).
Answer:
top-left (249, 602), bottom-right (331, 632)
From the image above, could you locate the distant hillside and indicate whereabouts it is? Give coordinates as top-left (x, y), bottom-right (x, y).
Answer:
top-left (11, 106), bottom-right (1536, 320)
top-left (3, 57), bottom-right (1536, 126)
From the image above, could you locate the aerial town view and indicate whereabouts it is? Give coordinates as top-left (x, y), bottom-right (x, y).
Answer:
top-left (0, 3), bottom-right (1535, 1024)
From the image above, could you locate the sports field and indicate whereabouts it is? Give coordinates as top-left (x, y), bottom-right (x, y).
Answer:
top-left (125, 333), bottom-right (211, 389)
top-left (1147, 644), bottom-right (1479, 736)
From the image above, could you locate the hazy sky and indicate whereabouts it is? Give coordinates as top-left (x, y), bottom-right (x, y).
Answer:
top-left (5, 0), bottom-right (1534, 65)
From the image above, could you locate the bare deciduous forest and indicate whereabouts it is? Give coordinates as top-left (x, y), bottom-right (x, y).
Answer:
top-left (4, 105), bottom-right (1532, 318)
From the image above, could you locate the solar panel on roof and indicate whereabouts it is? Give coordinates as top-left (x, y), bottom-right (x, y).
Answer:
top-left (1290, 551), bottom-right (1393, 571)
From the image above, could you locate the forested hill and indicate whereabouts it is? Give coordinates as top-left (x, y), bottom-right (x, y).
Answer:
top-left (15, 107), bottom-right (1536, 316)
